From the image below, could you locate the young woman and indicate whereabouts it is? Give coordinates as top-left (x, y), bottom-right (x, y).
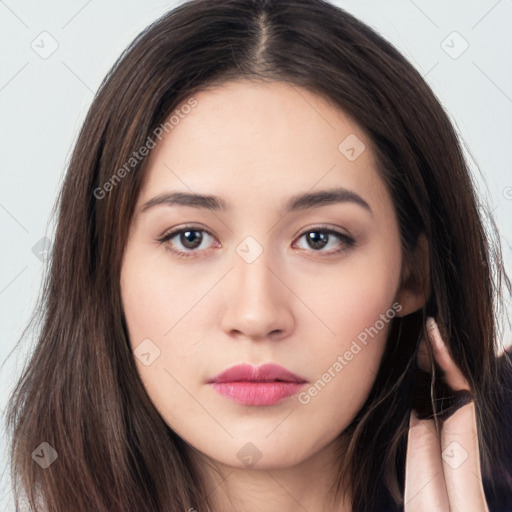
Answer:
top-left (6, 0), bottom-right (512, 510)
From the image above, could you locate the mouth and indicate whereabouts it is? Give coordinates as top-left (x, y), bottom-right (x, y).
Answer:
top-left (207, 363), bottom-right (308, 406)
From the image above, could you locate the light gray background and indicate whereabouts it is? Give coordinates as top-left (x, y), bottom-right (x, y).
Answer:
top-left (1, 1), bottom-right (511, 510)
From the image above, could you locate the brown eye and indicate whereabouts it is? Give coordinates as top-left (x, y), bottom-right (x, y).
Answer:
top-left (294, 227), bottom-right (356, 255)
top-left (157, 226), bottom-right (217, 258)
top-left (177, 230), bottom-right (203, 250)
top-left (304, 231), bottom-right (329, 250)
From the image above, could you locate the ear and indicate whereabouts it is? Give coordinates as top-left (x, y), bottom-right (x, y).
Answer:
top-left (395, 233), bottom-right (430, 317)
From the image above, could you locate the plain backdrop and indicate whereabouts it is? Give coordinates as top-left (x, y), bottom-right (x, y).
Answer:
top-left (1, 1), bottom-right (511, 510)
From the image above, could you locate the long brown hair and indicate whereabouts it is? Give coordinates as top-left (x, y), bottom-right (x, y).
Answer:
top-left (5, 1), bottom-right (512, 510)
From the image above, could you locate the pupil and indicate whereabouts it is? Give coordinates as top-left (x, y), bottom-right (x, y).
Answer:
top-left (178, 231), bottom-right (329, 251)
top-left (308, 231), bottom-right (327, 249)
top-left (181, 230), bottom-right (202, 249)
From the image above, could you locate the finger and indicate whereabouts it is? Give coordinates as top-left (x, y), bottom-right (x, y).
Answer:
top-left (404, 409), bottom-right (450, 511)
top-left (441, 403), bottom-right (489, 512)
top-left (416, 334), bottom-right (434, 373)
top-left (426, 317), bottom-right (489, 512)
top-left (426, 317), bottom-right (469, 391)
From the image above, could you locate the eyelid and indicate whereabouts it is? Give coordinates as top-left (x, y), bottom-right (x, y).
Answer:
top-left (157, 223), bottom-right (212, 241)
top-left (156, 224), bottom-right (217, 248)
top-left (157, 224), bottom-right (356, 259)
top-left (292, 224), bottom-right (356, 255)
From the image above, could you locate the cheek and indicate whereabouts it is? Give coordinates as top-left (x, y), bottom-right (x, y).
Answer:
top-left (300, 239), bottom-right (401, 345)
top-left (294, 239), bottom-right (401, 407)
top-left (120, 250), bottom-right (199, 419)
top-left (120, 246), bottom-right (203, 348)
top-left (120, 246), bottom-right (216, 405)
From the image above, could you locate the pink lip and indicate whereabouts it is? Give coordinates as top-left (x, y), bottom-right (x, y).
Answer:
top-left (207, 363), bottom-right (307, 406)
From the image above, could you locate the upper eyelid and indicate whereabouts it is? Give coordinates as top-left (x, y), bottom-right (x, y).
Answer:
top-left (158, 224), bottom-right (350, 238)
top-left (158, 225), bottom-right (354, 247)
top-left (158, 225), bottom-right (214, 241)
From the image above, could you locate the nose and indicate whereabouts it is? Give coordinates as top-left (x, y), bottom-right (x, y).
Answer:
top-left (220, 243), bottom-right (295, 342)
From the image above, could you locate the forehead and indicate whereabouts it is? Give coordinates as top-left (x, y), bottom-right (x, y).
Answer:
top-left (168, 79), bottom-right (370, 165)
top-left (137, 79), bottom-right (394, 221)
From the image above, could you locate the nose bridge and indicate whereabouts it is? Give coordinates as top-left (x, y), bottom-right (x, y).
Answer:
top-left (233, 234), bottom-right (281, 309)
top-left (220, 234), bottom-right (293, 339)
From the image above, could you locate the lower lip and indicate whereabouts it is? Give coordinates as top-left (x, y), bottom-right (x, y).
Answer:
top-left (210, 381), bottom-right (306, 406)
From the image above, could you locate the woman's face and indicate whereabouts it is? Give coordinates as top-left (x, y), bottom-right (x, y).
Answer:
top-left (120, 80), bottom-right (421, 471)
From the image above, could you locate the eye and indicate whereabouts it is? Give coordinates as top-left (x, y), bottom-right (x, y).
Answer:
top-left (156, 224), bottom-right (356, 260)
top-left (293, 226), bottom-right (356, 256)
top-left (157, 225), bottom-right (218, 259)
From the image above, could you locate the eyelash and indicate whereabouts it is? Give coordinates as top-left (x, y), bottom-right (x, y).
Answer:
top-left (156, 224), bottom-right (356, 260)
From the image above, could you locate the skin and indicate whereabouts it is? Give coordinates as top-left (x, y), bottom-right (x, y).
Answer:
top-left (119, 80), bottom-right (487, 511)
top-left (405, 319), bottom-right (489, 512)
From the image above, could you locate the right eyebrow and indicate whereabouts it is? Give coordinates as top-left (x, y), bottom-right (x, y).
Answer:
top-left (140, 192), bottom-right (228, 213)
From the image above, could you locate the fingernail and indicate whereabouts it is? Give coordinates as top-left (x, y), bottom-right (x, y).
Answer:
top-left (409, 408), bottom-right (420, 428)
top-left (426, 317), bottom-right (443, 351)
top-left (426, 316), bottom-right (436, 332)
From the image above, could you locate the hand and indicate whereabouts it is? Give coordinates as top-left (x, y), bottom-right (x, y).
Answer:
top-left (404, 317), bottom-right (489, 512)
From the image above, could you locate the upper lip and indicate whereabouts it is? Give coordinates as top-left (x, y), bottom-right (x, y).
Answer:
top-left (208, 363), bottom-right (307, 384)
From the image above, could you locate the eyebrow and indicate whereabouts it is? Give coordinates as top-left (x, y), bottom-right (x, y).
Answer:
top-left (140, 187), bottom-right (372, 216)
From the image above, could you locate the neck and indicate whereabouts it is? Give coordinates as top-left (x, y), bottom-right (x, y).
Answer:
top-left (190, 437), bottom-right (352, 512)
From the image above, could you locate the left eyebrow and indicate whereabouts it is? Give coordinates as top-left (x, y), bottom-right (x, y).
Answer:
top-left (139, 187), bottom-right (373, 216)
top-left (283, 187), bottom-right (373, 216)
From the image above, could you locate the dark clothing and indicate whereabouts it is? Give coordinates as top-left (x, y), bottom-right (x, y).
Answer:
top-left (483, 349), bottom-right (512, 512)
